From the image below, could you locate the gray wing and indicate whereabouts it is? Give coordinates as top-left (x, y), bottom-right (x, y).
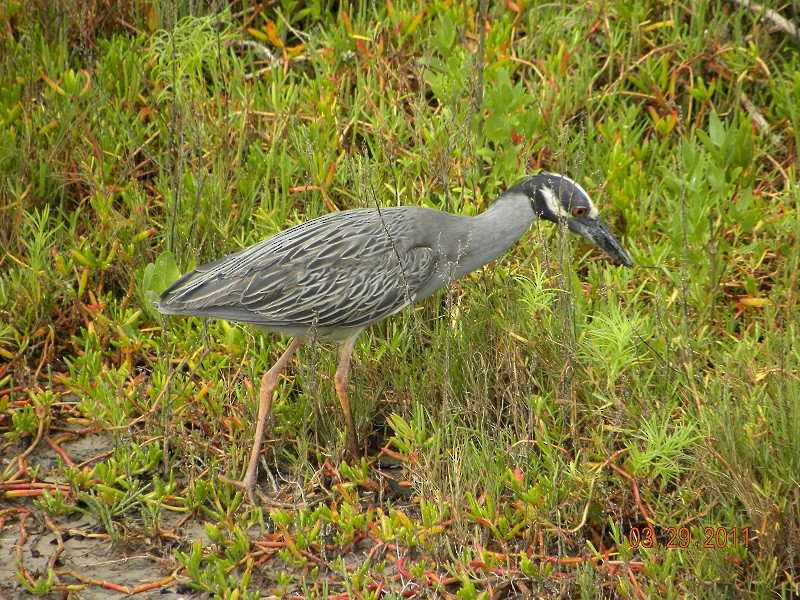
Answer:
top-left (158, 209), bottom-right (438, 329)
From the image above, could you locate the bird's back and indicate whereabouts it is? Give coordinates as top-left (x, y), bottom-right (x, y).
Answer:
top-left (158, 207), bottom-right (454, 338)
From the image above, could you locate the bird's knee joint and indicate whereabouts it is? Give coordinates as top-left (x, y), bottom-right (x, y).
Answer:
top-left (334, 369), bottom-right (347, 389)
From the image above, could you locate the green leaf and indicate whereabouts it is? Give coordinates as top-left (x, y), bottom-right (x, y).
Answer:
top-left (140, 251), bottom-right (182, 316)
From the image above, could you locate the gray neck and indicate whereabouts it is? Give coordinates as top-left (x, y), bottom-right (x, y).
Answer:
top-left (450, 190), bottom-right (539, 280)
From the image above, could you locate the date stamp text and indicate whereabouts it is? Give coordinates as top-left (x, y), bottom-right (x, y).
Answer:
top-left (626, 526), bottom-right (750, 550)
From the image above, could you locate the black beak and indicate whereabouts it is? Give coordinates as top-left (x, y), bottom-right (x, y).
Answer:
top-left (568, 219), bottom-right (633, 267)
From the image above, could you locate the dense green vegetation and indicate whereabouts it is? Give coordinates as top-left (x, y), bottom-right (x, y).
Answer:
top-left (1, 1), bottom-right (798, 598)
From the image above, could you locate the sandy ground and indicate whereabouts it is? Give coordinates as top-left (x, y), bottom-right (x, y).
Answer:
top-left (0, 431), bottom-right (206, 599)
top-left (1, 400), bottom-right (416, 599)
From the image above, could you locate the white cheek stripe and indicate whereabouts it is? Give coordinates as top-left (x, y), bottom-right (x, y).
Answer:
top-left (541, 186), bottom-right (571, 219)
top-left (557, 175), bottom-right (600, 219)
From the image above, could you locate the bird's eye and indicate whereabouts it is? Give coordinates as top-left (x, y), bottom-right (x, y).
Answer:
top-left (571, 207), bottom-right (587, 218)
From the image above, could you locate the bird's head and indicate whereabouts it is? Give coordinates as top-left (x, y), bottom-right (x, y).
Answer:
top-left (519, 173), bottom-right (633, 267)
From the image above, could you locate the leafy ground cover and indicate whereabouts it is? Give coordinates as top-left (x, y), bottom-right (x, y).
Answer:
top-left (1, 1), bottom-right (798, 598)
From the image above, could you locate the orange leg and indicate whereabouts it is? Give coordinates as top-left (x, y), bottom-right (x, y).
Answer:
top-left (221, 338), bottom-right (301, 498)
top-left (334, 335), bottom-right (359, 460)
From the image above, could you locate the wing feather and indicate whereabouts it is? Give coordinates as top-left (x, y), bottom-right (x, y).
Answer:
top-left (158, 208), bottom-right (438, 329)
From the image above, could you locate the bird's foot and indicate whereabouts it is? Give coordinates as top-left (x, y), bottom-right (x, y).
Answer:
top-left (217, 472), bottom-right (287, 506)
top-left (218, 472), bottom-right (261, 504)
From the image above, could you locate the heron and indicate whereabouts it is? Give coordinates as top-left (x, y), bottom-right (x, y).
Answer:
top-left (158, 173), bottom-right (633, 496)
